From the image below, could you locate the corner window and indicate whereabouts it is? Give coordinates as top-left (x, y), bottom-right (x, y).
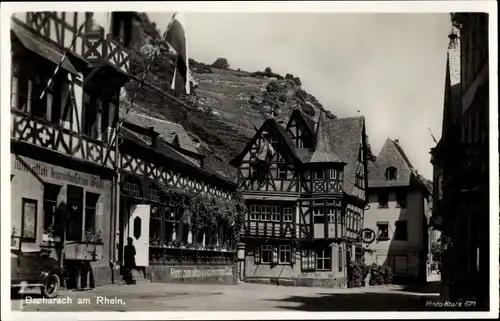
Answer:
top-left (316, 247), bottom-right (331, 271)
top-left (279, 245), bottom-right (291, 263)
top-left (394, 220), bottom-right (408, 241)
top-left (377, 222), bottom-right (389, 240)
top-left (378, 192), bottom-right (389, 208)
top-left (313, 207), bottom-right (325, 223)
top-left (385, 167), bottom-right (397, 180)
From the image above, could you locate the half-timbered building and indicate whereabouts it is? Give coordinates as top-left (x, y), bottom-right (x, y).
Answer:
top-left (230, 110), bottom-right (369, 287)
top-left (117, 109), bottom-right (240, 284)
top-left (10, 12), bottom-right (130, 288)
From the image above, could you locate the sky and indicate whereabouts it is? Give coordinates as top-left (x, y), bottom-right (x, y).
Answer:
top-left (148, 12), bottom-right (452, 179)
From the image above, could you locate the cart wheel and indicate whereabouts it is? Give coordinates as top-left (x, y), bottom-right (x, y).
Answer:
top-left (42, 273), bottom-right (60, 298)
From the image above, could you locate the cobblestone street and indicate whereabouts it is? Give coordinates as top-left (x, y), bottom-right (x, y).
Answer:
top-left (12, 280), bottom-right (444, 312)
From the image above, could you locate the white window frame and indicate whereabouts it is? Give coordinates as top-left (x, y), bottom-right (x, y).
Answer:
top-left (279, 245), bottom-right (292, 264)
top-left (326, 207), bottom-right (336, 223)
top-left (316, 247), bottom-right (331, 271)
top-left (249, 205), bottom-right (260, 221)
top-left (329, 169), bottom-right (337, 180)
top-left (283, 207), bottom-right (293, 223)
top-left (261, 205), bottom-right (271, 221)
top-left (313, 207), bottom-right (324, 217)
top-left (271, 206), bottom-right (281, 222)
top-left (261, 245), bottom-right (273, 263)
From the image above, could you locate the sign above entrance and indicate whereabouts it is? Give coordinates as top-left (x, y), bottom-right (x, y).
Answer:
top-left (12, 155), bottom-right (103, 189)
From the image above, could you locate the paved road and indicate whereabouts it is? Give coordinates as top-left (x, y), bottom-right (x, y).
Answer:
top-left (12, 281), bottom-right (443, 312)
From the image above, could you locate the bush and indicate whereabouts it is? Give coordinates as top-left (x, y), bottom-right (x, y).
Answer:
top-left (369, 263), bottom-right (393, 285)
top-left (212, 58), bottom-right (230, 69)
top-left (348, 261), bottom-right (370, 288)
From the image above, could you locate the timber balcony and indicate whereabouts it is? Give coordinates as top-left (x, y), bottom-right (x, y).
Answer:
top-left (12, 13), bottom-right (130, 75)
top-left (11, 107), bottom-right (117, 169)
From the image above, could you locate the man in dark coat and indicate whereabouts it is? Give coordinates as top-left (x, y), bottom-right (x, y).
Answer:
top-left (123, 237), bottom-right (137, 282)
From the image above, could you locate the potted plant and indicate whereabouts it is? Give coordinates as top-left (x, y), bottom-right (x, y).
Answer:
top-left (66, 229), bottom-right (103, 261)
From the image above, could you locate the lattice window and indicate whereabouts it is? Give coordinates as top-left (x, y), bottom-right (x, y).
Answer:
top-left (148, 185), bottom-right (161, 203)
top-left (123, 181), bottom-right (142, 198)
top-left (301, 248), bottom-right (316, 271)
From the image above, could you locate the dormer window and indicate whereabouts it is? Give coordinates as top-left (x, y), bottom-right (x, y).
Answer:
top-left (302, 135), bottom-right (313, 149)
top-left (385, 167), bottom-right (397, 180)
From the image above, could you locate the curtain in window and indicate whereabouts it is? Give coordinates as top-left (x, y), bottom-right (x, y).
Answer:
top-left (301, 249), bottom-right (315, 271)
top-left (291, 247), bottom-right (296, 264)
top-left (254, 246), bottom-right (261, 264)
top-left (272, 246), bottom-right (279, 264)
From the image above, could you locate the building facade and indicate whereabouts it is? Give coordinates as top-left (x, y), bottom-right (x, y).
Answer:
top-left (231, 110), bottom-right (369, 287)
top-left (115, 110), bottom-right (241, 284)
top-left (364, 139), bottom-right (430, 284)
top-left (430, 13), bottom-right (489, 308)
top-left (10, 12), bottom-right (130, 287)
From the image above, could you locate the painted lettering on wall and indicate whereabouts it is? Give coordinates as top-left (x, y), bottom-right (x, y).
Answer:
top-left (13, 159), bottom-right (102, 188)
top-left (170, 266), bottom-right (233, 279)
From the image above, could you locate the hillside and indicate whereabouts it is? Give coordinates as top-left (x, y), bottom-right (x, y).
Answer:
top-left (119, 13), bottom-right (371, 180)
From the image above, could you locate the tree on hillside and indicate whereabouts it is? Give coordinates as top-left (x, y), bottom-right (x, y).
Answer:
top-left (293, 77), bottom-right (302, 87)
top-left (265, 67), bottom-right (273, 74)
top-left (285, 73), bottom-right (295, 80)
top-left (212, 58), bottom-right (230, 69)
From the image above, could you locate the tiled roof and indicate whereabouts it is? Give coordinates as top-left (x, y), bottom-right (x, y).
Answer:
top-left (368, 138), bottom-right (414, 188)
top-left (318, 116), bottom-right (365, 196)
top-left (11, 22), bottom-right (79, 76)
top-left (119, 106), bottom-right (199, 155)
top-left (307, 113), bottom-right (343, 164)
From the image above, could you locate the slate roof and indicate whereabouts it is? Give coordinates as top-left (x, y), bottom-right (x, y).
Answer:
top-left (317, 116), bottom-right (365, 196)
top-left (11, 22), bottom-right (79, 76)
top-left (121, 127), bottom-right (236, 187)
top-left (119, 106), bottom-right (199, 155)
top-left (231, 113), bottom-right (366, 198)
top-left (368, 138), bottom-right (415, 188)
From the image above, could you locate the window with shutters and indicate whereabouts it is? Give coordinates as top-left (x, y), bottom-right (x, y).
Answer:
top-left (261, 205), bottom-right (271, 221)
top-left (279, 245), bottom-right (291, 263)
top-left (261, 245), bottom-right (273, 263)
top-left (283, 207), bottom-right (293, 222)
top-left (271, 206), bottom-right (281, 222)
top-left (316, 247), bottom-right (331, 271)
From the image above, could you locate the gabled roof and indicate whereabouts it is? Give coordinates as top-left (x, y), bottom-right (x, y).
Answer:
top-left (307, 112), bottom-right (343, 164)
top-left (369, 138), bottom-right (415, 188)
top-left (119, 106), bottom-right (199, 155)
top-left (286, 108), bottom-right (315, 135)
top-left (230, 118), bottom-right (301, 167)
top-left (318, 116), bottom-right (365, 195)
